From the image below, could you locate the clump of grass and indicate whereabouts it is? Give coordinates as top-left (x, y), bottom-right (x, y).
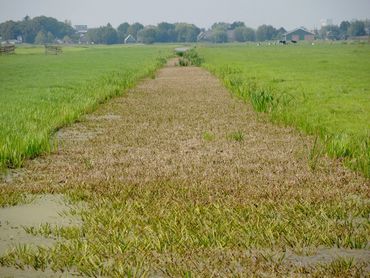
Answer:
top-left (177, 48), bottom-right (204, 67)
top-left (228, 131), bottom-right (244, 142)
top-left (184, 48), bottom-right (204, 66)
top-left (0, 244), bottom-right (50, 271)
top-left (202, 131), bottom-right (215, 142)
top-left (23, 223), bottom-right (82, 240)
top-left (0, 188), bottom-right (28, 207)
top-left (249, 87), bottom-right (275, 112)
top-left (178, 58), bottom-right (190, 67)
top-left (308, 136), bottom-right (325, 171)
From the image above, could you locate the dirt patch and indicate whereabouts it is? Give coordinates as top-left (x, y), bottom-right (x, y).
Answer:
top-left (0, 194), bottom-right (78, 255)
top-left (285, 247), bottom-right (370, 268)
top-left (0, 266), bottom-right (71, 278)
top-left (84, 114), bottom-right (122, 121)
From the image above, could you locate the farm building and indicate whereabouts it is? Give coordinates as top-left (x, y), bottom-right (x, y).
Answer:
top-left (74, 25), bottom-right (88, 35)
top-left (284, 28), bottom-right (315, 41)
top-left (124, 34), bottom-right (136, 44)
top-left (197, 30), bottom-right (235, 42)
top-left (197, 31), bottom-right (213, 42)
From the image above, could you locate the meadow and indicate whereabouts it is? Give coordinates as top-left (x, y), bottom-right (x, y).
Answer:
top-left (198, 42), bottom-right (370, 177)
top-left (0, 43), bottom-right (369, 276)
top-left (0, 45), bottom-right (171, 169)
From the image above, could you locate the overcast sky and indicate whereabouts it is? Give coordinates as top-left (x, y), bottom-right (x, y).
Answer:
top-left (0, 0), bottom-right (369, 30)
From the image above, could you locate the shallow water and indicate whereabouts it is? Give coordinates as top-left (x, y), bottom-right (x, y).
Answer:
top-left (0, 194), bottom-right (78, 255)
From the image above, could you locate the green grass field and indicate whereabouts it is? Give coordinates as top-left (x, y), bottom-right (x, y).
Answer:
top-left (0, 45), bottom-right (171, 169)
top-left (198, 42), bottom-right (370, 177)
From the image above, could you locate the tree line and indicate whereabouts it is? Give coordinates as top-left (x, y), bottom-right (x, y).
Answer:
top-left (0, 16), bottom-right (75, 43)
top-left (0, 16), bottom-right (369, 45)
top-left (319, 20), bottom-right (369, 40)
top-left (88, 22), bottom-right (201, 44)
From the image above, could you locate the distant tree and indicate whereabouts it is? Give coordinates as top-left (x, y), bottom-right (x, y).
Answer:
top-left (320, 25), bottom-right (341, 40)
top-left (138, 27), bottom-right (157, 44)
top-left (364, 19), bottom-right (370, 35)
top-left (175, 23), bottom-right (200, 42)
top-left (19, 20), bottom-right (38, 43)
top-left (101, 24), bottom-right (118, 44)
top-left (0, 20), bottom-right (21, 40)
top-left (256, 25), bottom-right (277, 41)
top-left (156, 22), bottom-right (176, 42)
top-left (86, 28), bottom-right (99, 43)
top-left (275, 27), bottom-right (287, 40)
top-left (34, 31), bottom-right (47, 44)
top-left (32, 16), bottom-right (63, 38)
top-left (211, 22), bottom-right (230, 31)
top-left (234, 27), bottom-right (246, 42)
top-left (117, 22), bottom-right (130, 42)
top-left (64, 19), bottom-right (72, 26)
top-left (47, 31), bottom-right (54, 43)
top-left (339, 21), bottom-right (350, 34)
top-left (348, 20), bottom-right (366, 36)
top-left (86, 24), bottom-right (118, 44)
top-left (128, 22), bottom-right (144, 39)
top-left (230, 21), bottom-right (245, 30)
top-left (234, 26), bottom-right (255, 42)
top-left (63, 35), bottom-right (72, 44)
top-left (212, 29), bottom-right (228, 43)
top-left (0, 16), bottom-right (76, 43)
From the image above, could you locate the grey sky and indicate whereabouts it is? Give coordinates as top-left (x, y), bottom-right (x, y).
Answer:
top-left (0, 0), bottom-right (369, 30)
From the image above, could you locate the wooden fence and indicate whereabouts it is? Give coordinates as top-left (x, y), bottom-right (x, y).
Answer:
top-left (0, 45), bottom-right (16, 55)
top-left (45, 45), bottom-right (62, 55)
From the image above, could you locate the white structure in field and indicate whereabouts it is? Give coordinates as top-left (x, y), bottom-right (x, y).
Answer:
top-left (124, 35), bottom-right (136, 44)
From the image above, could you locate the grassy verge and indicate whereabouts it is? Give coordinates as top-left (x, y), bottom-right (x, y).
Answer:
top-left (198, 43), bottom-right (370, 177)
top-left (0, 45), bottom-right (171, 170)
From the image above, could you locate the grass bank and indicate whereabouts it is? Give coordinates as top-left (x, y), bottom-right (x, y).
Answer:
top-left (0, 45), bottom-right (171, 169)
top-left (198, 43), bottom-right (370, 177)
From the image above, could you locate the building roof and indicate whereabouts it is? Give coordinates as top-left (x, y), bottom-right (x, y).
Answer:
top-left (74, 25), bottom-right (88, 31)
top-left (285, 27), bottom-right (315, 36)
top-left (124, 34), bottom-right (136, 43)
top-left (197, 30), bottom-right (213, 41)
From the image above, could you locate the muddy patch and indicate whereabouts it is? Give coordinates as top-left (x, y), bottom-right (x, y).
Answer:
top-left (0, 169), bottom-right (26, 184)
top-left (285, 247), bottom-right (370, 269)
top-left (0, 266), bottom-right (72, 278)
top-left (85, 113), bottom-right (122, 121)
top-left (0, 194), bottom-right (79, 255)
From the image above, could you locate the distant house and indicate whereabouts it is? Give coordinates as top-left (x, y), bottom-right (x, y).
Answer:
top-left (197, 29), bottom-right (236, 42)
top-left (124, 34), bottom-right (136, 44)
top-left (197, 30), bottom-right (213, 42)
top-left (284, 27), bottom-right (315, 41)
top-left (1, 39), bottom-right (20, 45)
top-left (73, 25), bottom-right (88, 44)
top-left (74, 25), bottom-right (88, 34)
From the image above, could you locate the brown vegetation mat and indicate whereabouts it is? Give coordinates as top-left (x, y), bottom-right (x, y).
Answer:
top-left (0, 60), bottom-right (369, 276)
